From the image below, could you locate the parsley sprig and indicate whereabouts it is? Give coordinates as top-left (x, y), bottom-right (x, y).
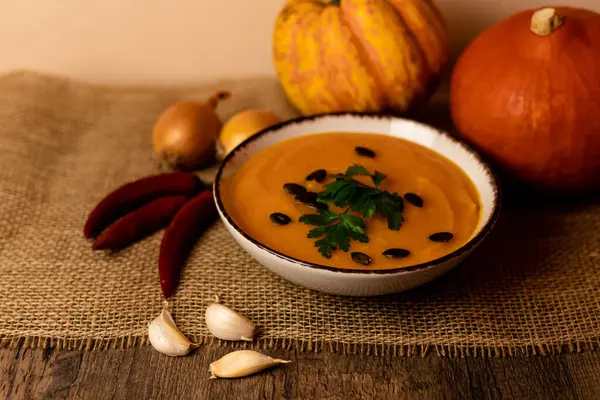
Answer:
top-left (298, 165), bottom-right (404, 258)
top-left (318, 164), bottom-right (404, 230)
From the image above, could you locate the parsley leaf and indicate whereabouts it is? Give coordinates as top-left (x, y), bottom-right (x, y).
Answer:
top-left (317, 179), bottom-right (357, 207)
top-left (299, 209), bottom-right (369, 258)
top-left (298, 209), bottom-right (339, 226)
top-left (371, 171), bottom-right (387, 188)
top-left (344, 164), bottom-right (385, 188)
top-left (377, 191), bottom-right (404, 230)
top-left (349, 189), bottom-right (378, 219)
top-left (345, 164), bottom-right (370, 177)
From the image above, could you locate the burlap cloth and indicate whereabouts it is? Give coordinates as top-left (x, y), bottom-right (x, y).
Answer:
top-left (0, 71), bottom-right (598, 357)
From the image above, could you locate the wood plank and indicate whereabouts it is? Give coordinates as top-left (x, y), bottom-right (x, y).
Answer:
top-left (1, 345), bottom-right (599, 399)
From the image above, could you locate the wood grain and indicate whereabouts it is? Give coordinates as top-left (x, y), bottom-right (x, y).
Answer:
top-left (1, 345), bottom-right (599, 399)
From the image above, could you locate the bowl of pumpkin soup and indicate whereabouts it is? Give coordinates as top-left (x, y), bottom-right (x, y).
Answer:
top-left (214, 113), bottom-right (500, 296)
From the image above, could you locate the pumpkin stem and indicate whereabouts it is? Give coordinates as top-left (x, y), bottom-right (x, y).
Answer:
top-left (330, 0), bottom-right (340, 5)
top-left (530, 8), bottom-right (564, 36)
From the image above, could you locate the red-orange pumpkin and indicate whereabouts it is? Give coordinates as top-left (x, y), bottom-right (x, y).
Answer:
top-left (450, 7), bottom-right (600, 192)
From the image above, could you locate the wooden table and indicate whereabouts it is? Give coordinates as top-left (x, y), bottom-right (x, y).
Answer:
top-left (1, 345), bottom-right (598, 399)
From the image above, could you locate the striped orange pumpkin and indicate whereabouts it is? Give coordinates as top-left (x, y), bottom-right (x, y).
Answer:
top-left (273, 0), bottom-right (448, 115)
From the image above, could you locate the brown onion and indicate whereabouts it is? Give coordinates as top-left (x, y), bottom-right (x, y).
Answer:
top-left (153, 91), bottom-right (230, 170)
top-left (217, 109), bottom-right (280, 159)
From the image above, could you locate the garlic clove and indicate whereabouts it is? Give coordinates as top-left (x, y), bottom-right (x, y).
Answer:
top-left (205, 298), bottom-right (256, 341)
top-left (209, 350), bottom-right (291, 379)
top-left (148, 308), bottom-right (198, 357)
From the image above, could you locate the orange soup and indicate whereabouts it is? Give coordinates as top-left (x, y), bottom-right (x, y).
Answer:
top-left (221, 132), bottom-right (481, 270)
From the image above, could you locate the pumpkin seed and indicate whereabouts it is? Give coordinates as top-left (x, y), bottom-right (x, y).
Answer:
top-left (295, 191), bottom-right (328, 210)
top-left (270, 213), bottom-right (292, 225)
top-left (404, 193), bottom-right (424, 208)
top-left (306, 169), bottom-right (327, 183)
top-left (283, 183), bottom-right (307, 196)
top-left (382, 248), bottom-right (411, 259)
top-left (355, 146), bottom-right (376, 158)
top-left (429, 232), bottom-right (454, 243)
top-left (351, 252), bottom-right (371, 266)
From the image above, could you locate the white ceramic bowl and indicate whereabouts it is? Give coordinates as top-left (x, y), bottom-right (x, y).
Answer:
top-left (214, 113), bottom-right (501, 297)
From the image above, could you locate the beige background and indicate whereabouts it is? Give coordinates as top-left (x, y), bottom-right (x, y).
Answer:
top-left (0, 0), bottom-right (598, 85)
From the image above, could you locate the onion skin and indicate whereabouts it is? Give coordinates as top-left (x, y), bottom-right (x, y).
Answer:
top-left (217, 109), bottom-right (280, 159)
top-left (450, 7), bottom-right (600, 193)
top-left (153, 91), bottom-right (230, 170)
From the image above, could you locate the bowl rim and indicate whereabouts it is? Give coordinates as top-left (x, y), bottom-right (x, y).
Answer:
top-left (213, 111), bottom-right (502, 275)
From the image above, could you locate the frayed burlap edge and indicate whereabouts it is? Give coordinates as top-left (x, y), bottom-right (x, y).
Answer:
top-left (2, 334), bottom-right (599, 358)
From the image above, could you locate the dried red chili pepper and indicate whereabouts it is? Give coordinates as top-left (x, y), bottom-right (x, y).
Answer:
top-left (84, 172), bottom-right (203, 239)
top-left (92, 195), bottom-right (190, 251)
top-left (159, 189), bottom-right (217, 298)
